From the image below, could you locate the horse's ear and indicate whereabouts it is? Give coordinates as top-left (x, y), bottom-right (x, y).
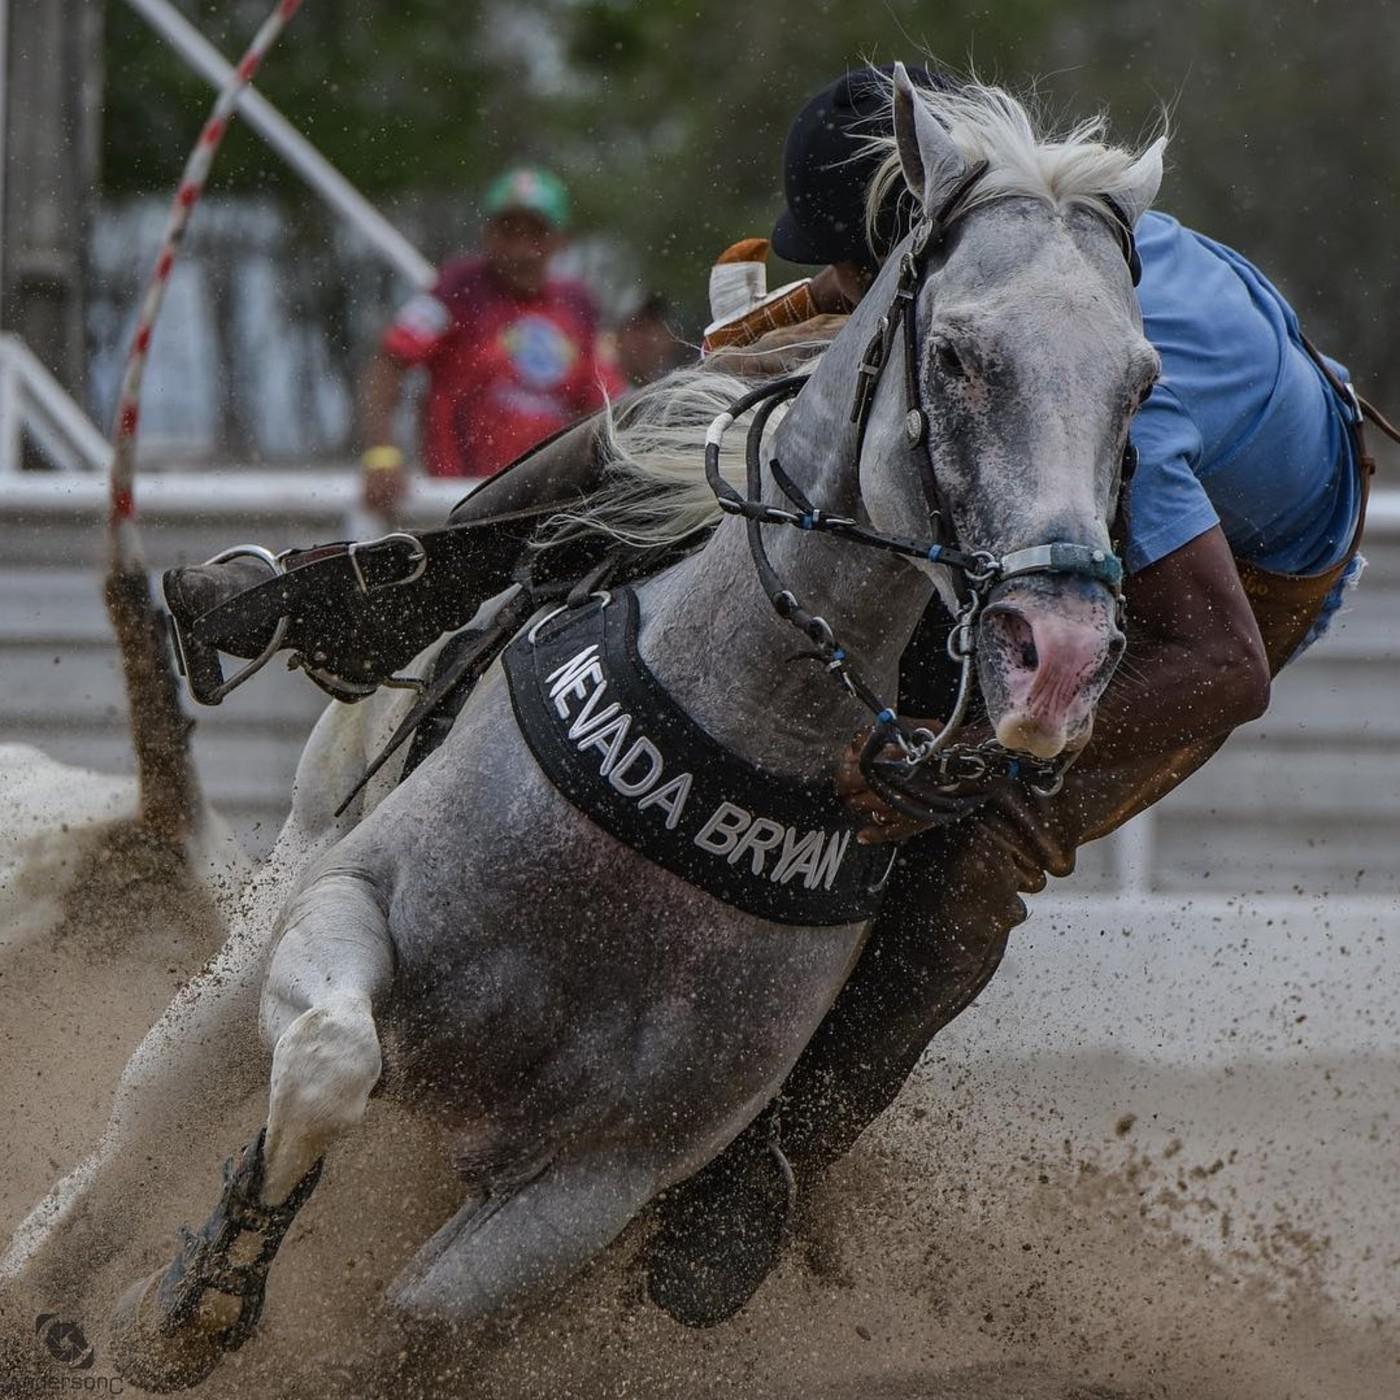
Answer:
top-left (892, 61), bottom-right (967, 212)
top-left (1112, 135), bottom-right (1167, 229)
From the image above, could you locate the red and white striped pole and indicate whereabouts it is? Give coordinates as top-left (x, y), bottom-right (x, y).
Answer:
top-left (108, 0), bottom-right (304, 564)
top-left (105, 0), bottom-right (305, 844)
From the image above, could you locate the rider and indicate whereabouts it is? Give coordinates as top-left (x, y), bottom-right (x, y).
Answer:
top-left (162, 64), bottom-right (1377, 1325)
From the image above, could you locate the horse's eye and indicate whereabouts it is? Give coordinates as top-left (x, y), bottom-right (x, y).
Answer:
top-left (934, 342), bottom-right (966, 379)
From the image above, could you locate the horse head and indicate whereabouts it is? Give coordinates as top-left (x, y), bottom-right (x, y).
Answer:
top-left (854, 66), bottom-right (1165, 759)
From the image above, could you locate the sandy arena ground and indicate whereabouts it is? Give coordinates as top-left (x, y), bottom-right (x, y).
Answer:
top-left (1, 750), bottom-right (1396, 1398)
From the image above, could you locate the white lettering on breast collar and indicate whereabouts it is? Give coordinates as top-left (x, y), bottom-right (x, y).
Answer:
top-left (695, 802), bottom-right (852, 890)
top-left (541, 638), bottom-right (852, 891)
top-left (544, 640), bottom-right (694, 831)
top-left (638, 772), bottom-right (693, 829)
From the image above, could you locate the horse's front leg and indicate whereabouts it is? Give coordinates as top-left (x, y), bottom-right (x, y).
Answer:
top-left (108, 860), bottom-right (394, 1393)
top-left (388, 1151), bottom-right (664, 1323)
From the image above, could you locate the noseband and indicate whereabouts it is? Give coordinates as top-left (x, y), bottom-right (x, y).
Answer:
top-left (703, 165), bottom-right (1139, 804)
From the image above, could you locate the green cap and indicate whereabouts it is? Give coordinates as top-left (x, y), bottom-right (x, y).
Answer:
top-left (482, 166), bottom-right (570, 231)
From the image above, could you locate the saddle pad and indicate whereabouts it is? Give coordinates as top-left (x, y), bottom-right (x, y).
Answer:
top-left (503, 588), bottom-right (895, 927)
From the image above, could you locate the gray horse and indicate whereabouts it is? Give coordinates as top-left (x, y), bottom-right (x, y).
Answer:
top-left (2, 67), bottom-right (1163, 1390)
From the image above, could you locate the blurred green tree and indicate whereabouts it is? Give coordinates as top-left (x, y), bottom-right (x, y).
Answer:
top-left (102, 1), bottom-right (1064, 320)
top-left (102, 0), bottom-right (1400, 402)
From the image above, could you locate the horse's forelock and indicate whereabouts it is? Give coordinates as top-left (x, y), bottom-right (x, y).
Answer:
top-left (861, 72), bottom-right (1167, 251)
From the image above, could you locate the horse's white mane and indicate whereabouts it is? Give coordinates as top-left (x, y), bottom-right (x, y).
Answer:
top-left (862, 74), bottom-right (1164, 247)
top-left (544, 74), bottom-right (1160, 554)
top-left (539, 350), bottom-right (824, 551)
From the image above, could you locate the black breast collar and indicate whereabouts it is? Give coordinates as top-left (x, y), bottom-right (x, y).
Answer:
top-left (503, 588), bottom-right (896, 926)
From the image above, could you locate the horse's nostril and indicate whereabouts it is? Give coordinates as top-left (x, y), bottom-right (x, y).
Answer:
top-left (1108, 632), bottom-right (1126, 659)
top-left (985, 605), bottom-right (1039, 672)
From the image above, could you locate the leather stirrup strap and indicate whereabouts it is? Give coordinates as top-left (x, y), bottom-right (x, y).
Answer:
top-left (193, 500), bottom-right (564, 644)
top-left (332, 586), bottom-right (536, 817)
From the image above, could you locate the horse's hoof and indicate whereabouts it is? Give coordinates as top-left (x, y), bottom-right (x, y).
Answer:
top-left (108, 1271), bottom-right (226, 1393)
top-left (107, 1130), bottom-right (323, 1391)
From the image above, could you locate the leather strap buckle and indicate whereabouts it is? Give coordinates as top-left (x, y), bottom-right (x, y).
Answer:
top-left (346, 532), bottom-right (427, 595)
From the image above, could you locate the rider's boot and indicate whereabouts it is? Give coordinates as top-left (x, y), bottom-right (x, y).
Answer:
top-left (161, 416), bottom-right (609, 703)
top-left (108, 1129), bottom-right (321, 1393)
top-left (163, 552), bottom-right (282, 660)
top-left (646, 1106), bottom-right (797, 1329)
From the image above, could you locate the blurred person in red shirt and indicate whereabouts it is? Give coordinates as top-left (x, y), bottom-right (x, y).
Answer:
top-left (359, 166), bottom-right (623, 516)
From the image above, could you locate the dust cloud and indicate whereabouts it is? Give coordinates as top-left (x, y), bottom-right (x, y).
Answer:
top-left (2, 804), bottom-right (1395, 1399)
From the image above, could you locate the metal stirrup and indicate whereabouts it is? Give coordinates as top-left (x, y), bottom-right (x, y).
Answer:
top-left (169, 545), bottom-right (289, 706)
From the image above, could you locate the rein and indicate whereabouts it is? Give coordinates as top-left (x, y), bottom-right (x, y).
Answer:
top-left (703, 168), bottom-right (1137, 807)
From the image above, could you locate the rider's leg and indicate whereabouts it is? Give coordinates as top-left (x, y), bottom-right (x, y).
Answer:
top-left (107, 859), bottom-right (394, 1391)
top-left (443, 413), bottom-right (611, 525)
top-left (163, 416), bottom-right (610, 671)
top-left (645, 546), bottom-right (1358, 1326)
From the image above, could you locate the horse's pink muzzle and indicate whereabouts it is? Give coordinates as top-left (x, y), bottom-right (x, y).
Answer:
top-left (977, 583), bottom-right (1124, 759)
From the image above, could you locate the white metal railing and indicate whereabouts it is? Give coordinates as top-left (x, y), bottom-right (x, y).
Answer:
top-left (0, 334), bottom-right (112, 475)
top-left (121, 0), bottom-right (434, 289)
top-left (8, 469), bottom-right (1397, 534)
top-left (0, 0), bottom-right (8, 309)
top-left (3, 470), bottom-right (1396, 895)
top-left (0, 0), bottom-right (436, 477)
top-left (0, 466), bottom-right (475, 523)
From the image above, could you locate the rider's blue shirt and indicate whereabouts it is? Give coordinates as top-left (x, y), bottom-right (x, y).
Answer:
top-left (1125, 212), bottom-right (1360, 577)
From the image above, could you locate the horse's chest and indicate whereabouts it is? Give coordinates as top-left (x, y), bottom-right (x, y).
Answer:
top-left (497, 590), bottom-right (894, 927)
top-left (362, 648), bottom-right (868, 1134)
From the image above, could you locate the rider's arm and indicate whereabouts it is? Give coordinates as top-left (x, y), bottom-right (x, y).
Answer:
top-left (704, 314), bottom-right (850, 377)
top-left (702, 262), bottom-right (858, 378)
top-left (1079, 523), bottom-right (1271, 764)
top-left (360, 352), bottom-right (406, 452)
top-left (1087, 385), bottom-right (1272, 760)
top-left (843, 526), bottom-right (1271, 844)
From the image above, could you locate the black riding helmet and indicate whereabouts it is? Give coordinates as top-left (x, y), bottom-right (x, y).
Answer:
top-left (770, 62), bottom-right (953, 270)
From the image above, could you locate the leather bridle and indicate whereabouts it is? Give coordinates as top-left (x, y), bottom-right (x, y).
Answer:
top-left (703, 164), bottom-right (1141, 807)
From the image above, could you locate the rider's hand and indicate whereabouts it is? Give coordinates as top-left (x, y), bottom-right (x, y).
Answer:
top-left (707, 314), bottom-right (849, 379)
top-left (361, 446), bottom-right (408, 519)
top-left (836, 725), bottom-right (991, 845)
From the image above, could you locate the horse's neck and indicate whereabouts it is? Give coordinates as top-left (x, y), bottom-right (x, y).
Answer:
top-left (634, 380), bottom-right (931, 778)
